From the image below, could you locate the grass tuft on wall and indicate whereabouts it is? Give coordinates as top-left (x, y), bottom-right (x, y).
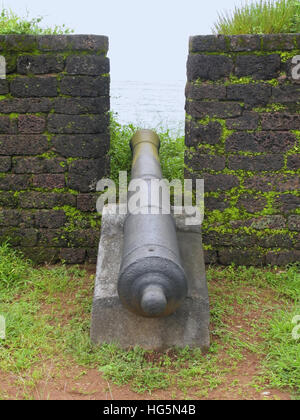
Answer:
top-left (0, 7), bottom-right (73, 35)
top-left (213, 0), bottom-right (300, 35)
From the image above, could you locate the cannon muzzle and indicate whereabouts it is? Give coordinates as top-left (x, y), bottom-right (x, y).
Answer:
top-left (117, 129), bottom-right (188, 318)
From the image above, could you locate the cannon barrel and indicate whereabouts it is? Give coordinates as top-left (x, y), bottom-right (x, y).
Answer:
top-left (117, 129), bottom-right (188, 318)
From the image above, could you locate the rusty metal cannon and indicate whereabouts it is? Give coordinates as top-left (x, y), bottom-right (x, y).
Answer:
top-left (117, 130), bottom-right (188, 317)
top-left (91, 129), bottom-right (209, 351)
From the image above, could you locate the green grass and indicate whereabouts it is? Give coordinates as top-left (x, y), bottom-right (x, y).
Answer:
top-left (0, 8), bottom-right (73, 35)
top-left (262, 305), bottom-right (300, 391)
top-left (0, 242), bottom-right (32, 290)
top-left (0, 243), bottom-right (299, 399)
top-left (207, 264), bottom-right (300, 397)
top-left (213, 0), bottom-right (300, 34)
top-left (109, 113), bottom-right (185, 187)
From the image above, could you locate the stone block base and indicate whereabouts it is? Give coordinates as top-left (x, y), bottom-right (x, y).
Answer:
top-left (90, 206), bottom-right (210, 351)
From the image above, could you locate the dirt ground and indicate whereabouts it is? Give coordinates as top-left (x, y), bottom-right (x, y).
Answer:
top-left (0, 357), bottom-right (291, 400)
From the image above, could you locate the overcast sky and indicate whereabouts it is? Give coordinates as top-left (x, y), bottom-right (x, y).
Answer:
top-left (4, 0), bottom-right (239, 81)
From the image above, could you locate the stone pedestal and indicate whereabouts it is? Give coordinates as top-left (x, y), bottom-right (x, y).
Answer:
top-left (90, 205), bottom-right (210, 351)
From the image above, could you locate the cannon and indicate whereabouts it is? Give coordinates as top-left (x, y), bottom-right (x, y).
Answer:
top-left (91, 128), bottom-right (209, 350)
top-left (117, 129), bottom-right (188, 317)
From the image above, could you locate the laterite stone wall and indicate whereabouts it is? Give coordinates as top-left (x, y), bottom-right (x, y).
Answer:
top-left (185, 34), bottom-right (300, 266)
top-left (0, 35), bottom-right (110, 263)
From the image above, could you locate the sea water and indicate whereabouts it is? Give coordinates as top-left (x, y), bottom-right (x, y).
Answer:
top-left (110, 80), bottom-right (186, 135)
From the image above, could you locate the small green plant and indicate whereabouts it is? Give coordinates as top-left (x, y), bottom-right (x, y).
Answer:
top-left (109, 113), bottom-right (135, 184)
top-left (213, 0), bottom-right (300, 34)
top-left (0, 242), bottom-right (32, 290)
top-left (0, 8), bottom-right (73, 35)
top-left (262, 305), bottom-right (300, 392)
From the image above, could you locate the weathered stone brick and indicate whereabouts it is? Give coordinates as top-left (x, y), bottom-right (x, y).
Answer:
top-left (197, 173), bottom-right (239, 192)
top-left (20, 247), bottom-right (59, 264)
top-left (250, 215), bottom-right (286, 230)
top-left (185, 120), bottom-right (222, 146)
top-left (5, 54), bottom-right (17, 74)
top-left (189, 35), bottom-right (227, 52)
top-left (66, 55), bottom-right (109, 75)
top-left (265, 250), bottom-right (300, 266)
top-left (53, 97), bottom-right (109, 114)
top-left (288, 215), bottom-right (300, 231)
top-left (77, 194), bottom-right (98, 212)
top-left (0, 135), bottom-right (49, 155)
top-left (60, 76), bottom-right (109, 96)
top-left (185, 83), bottom-right (226, 100)
top-left (274, 194), bottom-right (300, 213)
top-left (226, 112), bottom-right (259, 130)
top-left (228, 35), bottom-right (261, 51)
top-left (272, 85), bottom-right (300, 103)
top-left (237, 194), bottom-right (267, 213)
top-left (13, 157), bottom-right (66, 174)
top-left (0, 174), bottom-right (31, 190)
top-left (258, 234), bottom-right (292, 249)
top-left (53, 134), bottom-right (109, 158)
top-left (186, 153), bottom-right (225, 171)
top-left (0, 156), bottom-right (11, 172)
top-left (48, 114), bottom-right (108, 134)
top-left (67, 159), bottom-right (105, 192)
top-left (0, 116), bottom-right (17, 134)
top-left (218, 249), bottom-right (264, 266)
top-left (187, 55), bottom-right (233, 81)
top-left (262, 34), bottom-right (296, 51)
top-left (63, 217), bottom-right (93, 230)
top-left (294, 234), bottom-right (300, 249)
top-left (203, 231), bottom-right (256, 248)
top-left (0, 98), bottom-right (52, 113)
top-left (261, 113), bottom-right (300, 130)
top-left (228, 154), bottom-right (283, 171)
top-left (235, 54), bottom-right (281, 79)
top-left (0, 192), bottom-right (18, 207)
top-left (204, 195), bottom-right (230, 211)
top-left (17, 54), bottom-right (65, 74)
top-left (19, 192), bottom-right (76, 209)
top-left (69, 230), bottom-right (95, 248)
top-left (226, 131), bottom-right (296, 153)
top-left (203, 250), bottom-right (218, 264)
top-left (229, 216), bottom-right (254, 228)
top-left (0, 227), bottom-right (38, 247)
top-left (38, 229), bottom-right (69, 247)
top-left (287, 155), bottom-right (300, 170)
top-left (10, 77), bottom-right (58, 97)
top-left (35, 210), bottom-right (66, 228)
top-left (18, 115), bottom-right (46, 133)
top-left (226, 84), bottom-right (271, 105)
top-left (0, 209), bottom-right (35, 227)
top-left (2, 34), bottom-right (38, 51)
top-left (244, 174), bottom-right (299, 192)
top-left (59, 248), bottom-right (86, 264)
top-left (32, 174), bottom-right (65, 189)
top-left (68, 229), bottom-right (99, 248)
top-left (37, 35), bottom-right (108, 53)
top-left (86, 247), bottom-right (98, 264)
top-left (0, 79), bottom-right (9, 94)
top-left (66, 229), bottom-right (99, 248)
top-left (186, 101), bottom-right (242, 119)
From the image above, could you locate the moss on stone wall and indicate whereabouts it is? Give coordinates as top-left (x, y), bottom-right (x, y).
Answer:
top-left (186, 34), bottom-right (300, 265)
top-left (0, 35), bottom-right (110, 264)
